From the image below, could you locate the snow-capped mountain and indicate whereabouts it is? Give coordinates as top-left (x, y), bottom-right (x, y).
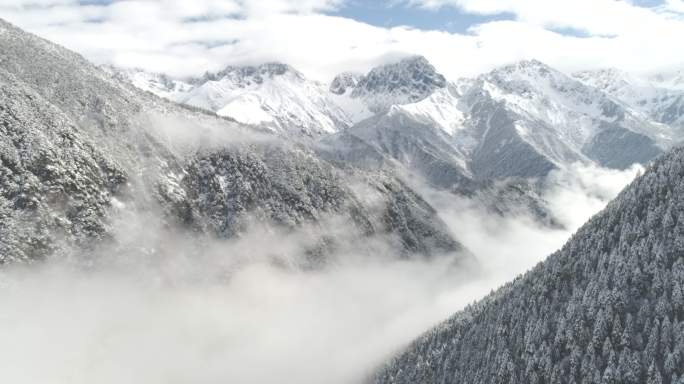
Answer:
top-left (319, 106), bottom-right (473, 188)
top-left (114, 54), bottom-right (679, 196)
top-left (654, 69), bottom-right (684, 90)
top-left (459, 60), bottom-right (669, 174)
top-left (329, 71), bottom-right (362, 95)
top-left (114, 63), bottom-right (353, 137)
top-left (391, 84), bottom-right (467, 137)
top-left (332, 55), bottom-right (448, 115)
top-left (104, 65), bottom-right (193, 100)
top-left (328, 59), bottom-right (668, 188)
top-left (322, 60), bottom-right (476, 190)
top-left (574, 68), bottom-right (684, 130)
top-left (113, 55), bottom-right (451, 140)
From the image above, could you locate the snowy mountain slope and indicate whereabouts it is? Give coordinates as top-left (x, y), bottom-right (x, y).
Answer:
top-left (466, 60), bottom-right (670, 167)
top-left (319, 107), bottom-right (472, 190)
top-left (325, 59), bottom-right (665, 189)
top-left (377, 59), bottom-right (680, 179)
top-left (325, 56), bottom-right (450, 126)
top-left (652, 70), bottom-right (684, 90)
top-left (373, 136), bottom-right (684, 384)
top-left (322, 63), bottom-right (488, 187)
top-left (115, 55), bottom-right (448, 137)
top-left (0, 18), bottom-right (469, 264)
top-left (388, 60), bottom-right (667, 179)
top-left (574, 68), bottom-right (684, 130)
top-left (392, 84), bottom-right (467, 137)
top-left (115, 63), bottom-right (353, 137)
top-left (456, 88), bottom-right (565, 180)
top-left (103, 65), bottom-right (193, 100)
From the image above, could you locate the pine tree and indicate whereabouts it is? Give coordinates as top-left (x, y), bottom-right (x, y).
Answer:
top-left (647, 360), bottom-right (663, 384)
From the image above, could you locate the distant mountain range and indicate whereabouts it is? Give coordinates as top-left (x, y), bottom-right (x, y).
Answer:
top-left (575, 68), bottom-right (684, 130)
top-left (115, 56), bottom-right (684, 184)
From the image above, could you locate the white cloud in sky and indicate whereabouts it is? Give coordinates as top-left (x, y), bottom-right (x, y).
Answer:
top-left (663, 0), bottom-right (684, 13)
top-left (0, 0), bottom-right (682, 81)
top-left (410, 0), bottom-right (677, 36)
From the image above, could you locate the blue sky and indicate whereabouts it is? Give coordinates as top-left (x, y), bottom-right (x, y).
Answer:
top-left (329, 0), bottom-right (514, 33)
top-left (330, 0), bottom-right (668, 34)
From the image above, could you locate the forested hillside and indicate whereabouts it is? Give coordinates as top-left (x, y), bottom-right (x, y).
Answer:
top-left (373, 147), bottom-right (684, 384)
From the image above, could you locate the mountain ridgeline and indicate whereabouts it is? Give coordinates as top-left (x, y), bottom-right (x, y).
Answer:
top-left (372, 147), bottom-right (684, 384)
top-left (120, 56), bottom-right (684, 185)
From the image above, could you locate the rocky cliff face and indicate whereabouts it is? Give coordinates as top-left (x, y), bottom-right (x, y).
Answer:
top-left (349, 56), bottom-right (447, 113)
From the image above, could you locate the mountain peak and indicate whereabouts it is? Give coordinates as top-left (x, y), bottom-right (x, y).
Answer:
top-left (575, 67), bottom-right (684, 93)
top-left (491, 59), bottom-right (557, 78)
top-left (517, 58), bottom-right (547, 68)
top-left (329, 71), bottom-right (362, 95)
top-left (355, 55), bottom-right (446, 92)
top-left (347, 55), bottom-right (447, 112)
top-left (648, 69), bottom-right (684, 90)
top-left (480, 59), bottom-right (573, 97)
top-left (199, 62), bottom-right (303, 84)
top-left (393, 55), bottom-right (434, 69)
top-left (573, 67), bottom-right (639, 87)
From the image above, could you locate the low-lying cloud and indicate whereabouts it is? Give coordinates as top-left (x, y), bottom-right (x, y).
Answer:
top-left (0, 162), bottom-right (642, 384)
top-left (0, 210), bottom-right (470, 384)
top-left (420, 162), bottom-right (643, 294)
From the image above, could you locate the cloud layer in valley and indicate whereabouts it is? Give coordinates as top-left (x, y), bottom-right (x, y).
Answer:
top-left (0, 161), bottom-right (643, 384)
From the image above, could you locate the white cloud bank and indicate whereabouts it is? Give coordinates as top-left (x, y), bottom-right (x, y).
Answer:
top-left (1, 0), bottom-right (682, 80)
top-left (0, 257), bottom-right (466, 384)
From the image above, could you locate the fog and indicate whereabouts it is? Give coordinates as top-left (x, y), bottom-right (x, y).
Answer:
top-left (0, 162), bottom-right (642, 384)
top-left (422, 163), bottom-right (644, 300)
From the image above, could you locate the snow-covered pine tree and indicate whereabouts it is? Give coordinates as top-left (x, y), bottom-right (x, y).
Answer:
top-left (373, 146), bottom-right (684, 384)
